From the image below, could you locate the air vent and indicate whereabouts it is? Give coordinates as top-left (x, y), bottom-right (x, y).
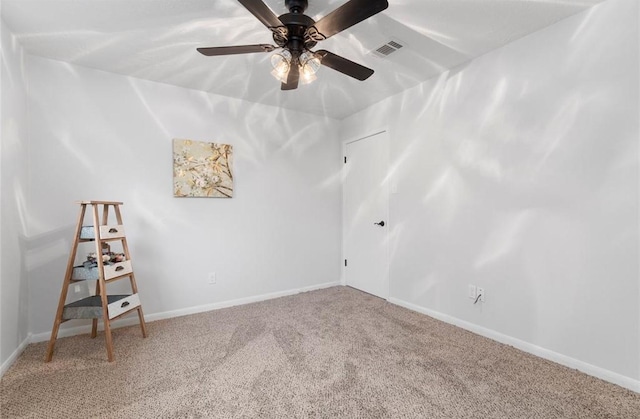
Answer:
top-left (371, 39), bottom-right (404, 58)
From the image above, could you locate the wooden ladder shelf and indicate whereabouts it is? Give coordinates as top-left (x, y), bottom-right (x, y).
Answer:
top-left (45, 201), bottom-right (147, 362)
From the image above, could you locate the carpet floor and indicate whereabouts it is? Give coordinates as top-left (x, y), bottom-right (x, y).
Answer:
top-left (1, 286), bottom-right (639, 418)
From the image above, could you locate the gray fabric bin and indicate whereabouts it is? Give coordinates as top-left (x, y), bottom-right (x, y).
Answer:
top-left (80, 226), bottom-right (95, 240)
top-left (72, 265), bottom-right (100, 281)
top-left (62, 295), bottom-right (131, 320)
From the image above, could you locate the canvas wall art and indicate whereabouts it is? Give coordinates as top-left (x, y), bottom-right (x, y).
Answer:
top-left (173, 139), bottom-right (234, 198)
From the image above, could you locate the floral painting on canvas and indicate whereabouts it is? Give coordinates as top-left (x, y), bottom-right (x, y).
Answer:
top-left (173, 139), bottom-right (234, 198)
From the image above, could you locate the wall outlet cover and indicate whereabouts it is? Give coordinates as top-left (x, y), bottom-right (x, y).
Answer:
top-left (477, 287), bottom-right (485, 302)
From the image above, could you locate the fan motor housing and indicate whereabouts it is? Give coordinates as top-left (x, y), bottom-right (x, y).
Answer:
top-left (277, 3), bottom-right (317, 51)
top-left (278, 13), bottom-right (315, 28)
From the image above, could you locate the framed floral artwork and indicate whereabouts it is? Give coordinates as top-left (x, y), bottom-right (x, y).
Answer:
top-left (173, 139), bottom-right (234, 198)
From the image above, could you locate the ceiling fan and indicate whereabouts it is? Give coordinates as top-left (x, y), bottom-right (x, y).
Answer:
top-left (197, 0), bottom-right (389, 90)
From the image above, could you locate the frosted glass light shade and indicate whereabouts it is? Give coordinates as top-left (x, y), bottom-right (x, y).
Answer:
top-left (270, 50), bottom-right (292, 82)
top-left (300, 51), bottom-right (321, 82)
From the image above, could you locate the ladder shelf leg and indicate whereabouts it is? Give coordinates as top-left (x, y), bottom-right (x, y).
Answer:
top-left (137, 306), bottom-right (148, 338)
top-left (114, 204), bottom-right (148, 338)
top-left (45, 204), bottom-right (87, 362)
top-left (93, 203), bottom-right (115, 362)
top-left (91, 278), bottom-right (101, 338)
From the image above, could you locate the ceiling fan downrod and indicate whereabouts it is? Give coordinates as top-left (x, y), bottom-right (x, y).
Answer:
top-left (285, 0), bottom-right (308, 14)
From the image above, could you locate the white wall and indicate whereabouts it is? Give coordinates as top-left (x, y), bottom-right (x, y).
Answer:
top-left (0, 20), bottom-right (30, 370)
top-left (3, 0), bottom-right (638, 392)
top-left (342, 0), bottom-right (639, 386)
top-left (25, 56), bottom-right (342, 336)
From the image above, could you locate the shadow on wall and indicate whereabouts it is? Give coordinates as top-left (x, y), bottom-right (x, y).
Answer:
top-left (24, 50), bottom-right (344, 335)
top-left (24, 225), bottom-right (75, 332)
top-left (342, 0), bottom-right (638, 378)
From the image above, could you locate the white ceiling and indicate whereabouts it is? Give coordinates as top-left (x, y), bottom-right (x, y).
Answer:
top-left (2, 0), bottom-right (607, 119)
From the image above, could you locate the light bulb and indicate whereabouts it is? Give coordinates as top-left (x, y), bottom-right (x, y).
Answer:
top-left (300, 51), bottom-right (321, 84)
top-left (270, 50), bottom-right (292, 81)
top-left (271, 68), bottom-right (289, 83)
top-left (300, 70), bottom-right (317, 84)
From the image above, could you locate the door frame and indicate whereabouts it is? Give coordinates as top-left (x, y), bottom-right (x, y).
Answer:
top-left (341, 127), bottom-right (390, 300)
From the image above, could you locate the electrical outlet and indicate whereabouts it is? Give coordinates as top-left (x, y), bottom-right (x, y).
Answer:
top-left (477, 287), bottom-right (485, 303)
top-left (208, 272), bottom-right (216, 285)
top-left (468, 285), bottom-right (477, 299)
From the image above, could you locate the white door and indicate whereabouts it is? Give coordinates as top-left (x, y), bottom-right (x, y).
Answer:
top-left (344, 131), bottom-right (389, 299)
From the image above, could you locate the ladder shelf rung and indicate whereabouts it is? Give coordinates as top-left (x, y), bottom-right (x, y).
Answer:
top-left (105, 273), bottom-right (133, 283)
top-left (78, 237), bottom-right (125, 243)
top-left (69, 275), bottom-right (132, 283)
top-left (77, 200), bottom-right (123, 205)
top-left (99, 237), bottom-right (126, 243)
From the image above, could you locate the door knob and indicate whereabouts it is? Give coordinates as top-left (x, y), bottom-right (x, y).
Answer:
top-left (374, 221), bottom-right (385, 227)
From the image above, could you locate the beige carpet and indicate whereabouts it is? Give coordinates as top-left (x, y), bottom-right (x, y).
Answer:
top-left (1, 286), bottom-right (639, 418)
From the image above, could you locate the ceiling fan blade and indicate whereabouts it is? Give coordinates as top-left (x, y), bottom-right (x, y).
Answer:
top-left (281, 64), bottom-right (300, 91)
top-left (197, 44), bottom-right (276, 56)
top-left (237, 0), bottom-right (283, 29)
top-left (316, 50), bottom-right (374, 81)
top-left (311, 0), bottom-right (388, 40)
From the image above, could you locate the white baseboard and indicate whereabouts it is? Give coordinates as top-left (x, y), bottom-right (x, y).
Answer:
top-left (144, 281), bottom-right (341, 323)
top-left (1, 335), bottom-right (31, 377)
top-left (389, 298), bottom-right (640, 393)
top-left (18, 284), bottom-right (637, 394)
top-left (29, 281), bottom-right (341, 343)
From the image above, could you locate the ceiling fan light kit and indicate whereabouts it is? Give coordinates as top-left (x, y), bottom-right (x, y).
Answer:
top-left (197, 0), bottom-right (389, 90)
